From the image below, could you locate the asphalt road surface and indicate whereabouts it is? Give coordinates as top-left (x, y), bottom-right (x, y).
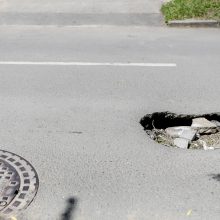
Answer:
top-left (0, 0), bottom-right (163, 26)
top-left (0, 25), bottom-right (220, 220)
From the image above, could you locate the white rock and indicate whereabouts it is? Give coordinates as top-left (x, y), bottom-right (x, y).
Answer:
top-left (211, 120), bottom-right (220, 127)
top-left (180, 129), bottom-right (197, 140)
top-left (165, 127), bottom-right (182, 137)
top-left (191, 118), bottom-right (217, 128)
top-left (198, 140), bottom-right (214, 150)
top-left (197, 127), bottom-right (218, 135)
top-left (174, 138), bottom-right (189, 149)
top-left (165, 126), bottom-right (196, 141)
top-left (213, 145), bottom-right (220, 149)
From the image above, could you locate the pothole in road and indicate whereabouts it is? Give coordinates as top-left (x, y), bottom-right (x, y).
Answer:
top-left (0, 150), bottom-right (39, 218)
top-left (140, 111), bottom-right (220, 150)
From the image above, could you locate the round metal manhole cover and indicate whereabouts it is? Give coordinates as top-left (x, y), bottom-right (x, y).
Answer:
top-left (0, 150), bottom-right (39, 218)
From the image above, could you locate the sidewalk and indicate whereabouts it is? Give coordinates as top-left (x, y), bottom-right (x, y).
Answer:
top-left (0, 0), bottom-right (164, 26)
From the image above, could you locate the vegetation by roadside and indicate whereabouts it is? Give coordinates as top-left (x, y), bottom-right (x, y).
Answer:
top-left (161, 0), bottom-right (220, 22)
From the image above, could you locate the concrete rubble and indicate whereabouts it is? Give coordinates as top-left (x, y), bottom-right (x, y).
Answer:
top-left (165, 126), bottom-right (196, 140)
top-left (173, 138), bottom-right (189, 149)
top-left (191, 118), bottom-right (217, 128)
top-left (149, 117), bottom-right (220, 150)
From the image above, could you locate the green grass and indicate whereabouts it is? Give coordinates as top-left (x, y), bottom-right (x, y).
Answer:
top-left (161, 0), bottom-right (220, 22)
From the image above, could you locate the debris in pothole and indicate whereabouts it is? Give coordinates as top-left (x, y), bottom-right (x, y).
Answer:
top-left (211, 120), bottom-right (220, 127)
top-left (140, 112), bottom-right (220, 150)
top-left (173, 138), bottom-right (189, 149)
top-left (191, 132), bottom-right (220, 150)
top-left (165, 126), bottom-right (196, 140)
top-left (165, 118), bottom-right (220, 149)
top-left (146, 129), bottom-right (174, 146)
top-left (191, 118), bottom-right (217, 128)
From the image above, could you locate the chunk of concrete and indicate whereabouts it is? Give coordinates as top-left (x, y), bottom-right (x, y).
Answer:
top-left (180, 129), bottom-right (197, 140)
top-left (174, 138), bottom-right (189, 149)
top-left (211, 120), bottom-right (220, 127)
top-left (165, 126), bottom-right (196, 141)
top-left (197, 128), bottom-right (218, 135)
top-left (191, 118), bottom-right (217, 128)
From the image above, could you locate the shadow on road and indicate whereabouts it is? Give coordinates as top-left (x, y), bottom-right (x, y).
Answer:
top-left (210, 174), bottom-right (220, 182)
top-left (61, 197), bottom-right (78, 220)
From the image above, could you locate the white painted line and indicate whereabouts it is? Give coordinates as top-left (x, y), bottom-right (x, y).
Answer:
top-left (0, 61), bottom-right (177, 67)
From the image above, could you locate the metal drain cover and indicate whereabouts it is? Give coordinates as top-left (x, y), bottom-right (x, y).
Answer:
top-left (0, 150), bottom-right (39, 217)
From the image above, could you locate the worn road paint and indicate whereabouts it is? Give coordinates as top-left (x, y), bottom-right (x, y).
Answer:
top-left (0, 61), bottom-right (177, 67)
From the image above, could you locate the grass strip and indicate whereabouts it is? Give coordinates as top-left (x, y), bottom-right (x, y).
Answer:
top-left (161, 0), bottom-right (220, 22)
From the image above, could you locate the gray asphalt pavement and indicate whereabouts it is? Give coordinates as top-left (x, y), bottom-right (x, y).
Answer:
top-left (0, 0), bottom-right (163, 26)
top-left (0, 26), bottom-right (220, 220)
top-left (0, 0), bottom-right (161, 13)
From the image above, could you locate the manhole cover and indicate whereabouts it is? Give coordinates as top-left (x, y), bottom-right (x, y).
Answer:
top-left (0, 150), bottom-right (39, 218)
top-left (140, 111), bottom-right (220, 150)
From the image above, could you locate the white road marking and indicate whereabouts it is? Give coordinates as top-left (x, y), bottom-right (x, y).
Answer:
top-left (0, 61), bottom-right (176, 67)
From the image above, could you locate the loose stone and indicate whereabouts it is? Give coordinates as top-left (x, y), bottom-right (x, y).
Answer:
top-left (197, 128), bottom-right (218, 135)
top-left (198, 140), bottom-right (214, 150)
top-left (191, 118), bottom-right (217, 128)
top-left (211, 120), bottom-right (220, 127)
top-left (165, 126), bottom-right (196, 141)
top-left (174, 138), bottom-right (189, 149)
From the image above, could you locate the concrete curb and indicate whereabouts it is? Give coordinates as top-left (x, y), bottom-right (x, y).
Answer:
top-left (168, 19), bottom-right (220, 28)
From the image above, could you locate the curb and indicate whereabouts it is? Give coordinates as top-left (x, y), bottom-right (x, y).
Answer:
top-left (168, 19), bottom-right (220, 27)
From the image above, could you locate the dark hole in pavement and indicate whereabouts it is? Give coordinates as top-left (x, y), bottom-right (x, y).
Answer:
top-left (140, 111), bottom-right (220, 150)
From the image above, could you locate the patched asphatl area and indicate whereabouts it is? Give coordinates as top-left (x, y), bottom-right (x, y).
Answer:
top-left (140, 112), bottom-right (220, 150)
top-left (0, 150), bottom-right (39, 218)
